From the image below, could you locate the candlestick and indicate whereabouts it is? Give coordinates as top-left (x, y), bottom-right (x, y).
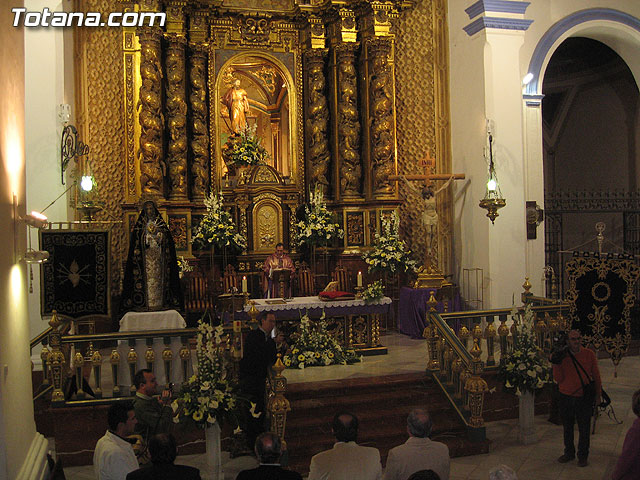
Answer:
top-left (242, 276), bottom-right (247, 293)
top-left (357, 271), bottom-right (363, 287)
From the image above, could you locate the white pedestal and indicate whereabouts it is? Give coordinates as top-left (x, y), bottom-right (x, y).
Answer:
top-left (518, 390), bottom-right (537, 445)
top-left (205, 423), bottom-right (223, 480)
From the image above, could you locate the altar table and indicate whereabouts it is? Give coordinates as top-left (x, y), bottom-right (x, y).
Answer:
top-left (243, 296), bottom-right (391, 354)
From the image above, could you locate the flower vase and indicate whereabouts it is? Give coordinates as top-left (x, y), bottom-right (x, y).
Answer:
top-left (518, 390), bottom-right (537, 445)
top-left (205, 423), bottom-right (223, 480)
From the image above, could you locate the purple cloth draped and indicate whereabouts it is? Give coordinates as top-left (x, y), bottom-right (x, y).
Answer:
top-left (397, 286), bottom-right (460, 338)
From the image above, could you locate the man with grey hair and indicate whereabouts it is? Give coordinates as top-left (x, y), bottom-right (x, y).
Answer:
top-left (382, 409), bottom-right (449, 480)
top-left (488, 465), bottom-right (517, 480)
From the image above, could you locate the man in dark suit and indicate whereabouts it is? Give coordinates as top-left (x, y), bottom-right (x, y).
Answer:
top-left (237, 432), bottom-right (302, 480)
top-left (126, 433), bottom-right (200, 480)
top-left (239, 312), bottom-right (279, 447)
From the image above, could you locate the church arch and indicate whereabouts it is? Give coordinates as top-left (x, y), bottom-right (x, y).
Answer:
top-left (525, 9), bottom-right (640, 96)
top-left (523, 9), bottom-right (640, 297)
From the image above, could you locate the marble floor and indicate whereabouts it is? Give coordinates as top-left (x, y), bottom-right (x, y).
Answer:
top-left (60, 333), bottom-right (639, 480)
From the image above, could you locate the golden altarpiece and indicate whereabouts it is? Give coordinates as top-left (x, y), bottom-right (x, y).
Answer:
top-left (78, 0), bottom-right (455, 293)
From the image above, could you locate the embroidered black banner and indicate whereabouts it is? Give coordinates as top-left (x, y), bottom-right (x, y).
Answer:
top-left (566, 252), bottom-right (639, 368)
top-left (40, 230), bottom-right (110, 317)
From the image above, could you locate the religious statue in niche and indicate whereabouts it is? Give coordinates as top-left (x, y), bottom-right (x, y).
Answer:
top-left (222, 79), bottom-right (250, 134)
top-left (121, 200), bottom-right (183, 314)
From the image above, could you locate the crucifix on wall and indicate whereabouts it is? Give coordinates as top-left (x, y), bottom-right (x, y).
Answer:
top-left (389, 151), bottom-right (465, 288)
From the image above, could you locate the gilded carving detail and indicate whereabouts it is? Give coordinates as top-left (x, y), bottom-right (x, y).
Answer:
top-left (335, 43), bottom-right (361, 197)
top-left (346, 212), bottom-right (365, 246)
top-left (189, 45), bottom-right (209, 199)
top-left (77, 0), bottom-right (127, 291)
top-left (165, 34), bottom-right (188, 199)
top-left (368, 38), bottom-right (394, 196)
top-left (254, 167), bottom-right (278, 183)
top-left (138, 28), bottom-right (164, 197)
top-left (238, 16), bottom-right (272, 44)
top-left (257, 205), bottom-right (278, 249)
top-left (394, 0), bottom-right (452, 273)
top-left (168, 216), bottom-right (188, 251)
top-left (304, 49), bottom-right (330, 189)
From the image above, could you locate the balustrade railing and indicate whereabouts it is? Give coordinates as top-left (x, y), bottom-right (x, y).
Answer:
top-left (424, 281), bottom-right (570, 439)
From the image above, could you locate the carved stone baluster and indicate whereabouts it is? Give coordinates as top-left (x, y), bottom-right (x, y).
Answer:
top-left (335, 42), bottom-right (362, 198)
top-left (162, 338), bottom-right (173, 388)
top-left (137, 6), bottom-right (164, 198)
top-left (48, 330), bottom-right (66, 403)
top-left (40, 341), bottom-right (51, 386)
top-left (464, 339), bottom-right (489, 428)
top-left (145, 338), bottom-right (155, 371)
top-left (92, 349), bottom-right (103, 398)
top-left (179, 338), bottom-right (191, 386)
top-left (423, 324), bottom-right (440, 372)
top-left (268, 354), bottom-right (291, 441)
top-left (458, 324), bottom-right (470, 350)
top-left (498, 314), bottom-right (510, 360)
top-left (304, 48), bottom-right (330, 189)
top-left (366, 37), bottom-right (395, 196)
top-left (128, 340), bottom-right (138, 395)
top-left (110, 345), bottom-right (121, 397)
top-left (484, 316), bottom-right (497, 366)
top-left (74, 347), bottom-right (85, 400)
top-left (535, 313), bottom-right (548, 350)
top-left (165, 33), bottom-right (188, 199)
top-left (472, 320), bottom-right (483, 353)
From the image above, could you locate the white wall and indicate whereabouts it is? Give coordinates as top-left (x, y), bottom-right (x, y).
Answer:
top-left (448, 0), bottom-right (640, 307)
top-left (24, 0), bottom-right (74, 350)
top-left (0, 2), bottom-right (48, 478)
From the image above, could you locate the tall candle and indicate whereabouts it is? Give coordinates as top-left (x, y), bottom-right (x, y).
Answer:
top-left (242, 276), bottom-right (247, 293)
top-left (357, 271), bottom-right (363, 287)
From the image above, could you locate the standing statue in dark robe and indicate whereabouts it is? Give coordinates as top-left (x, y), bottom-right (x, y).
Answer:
top-left (121, 201), bottom-right (184, 313)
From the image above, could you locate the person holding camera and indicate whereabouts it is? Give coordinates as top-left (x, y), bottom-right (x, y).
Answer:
top-left (552, 329), bottom-right (601, 467)
top-left (133, 369), bottom-right (175, 440)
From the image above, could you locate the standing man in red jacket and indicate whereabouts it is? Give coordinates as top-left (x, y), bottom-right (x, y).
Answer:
top-left (552, 329), bottom-right (602, 467)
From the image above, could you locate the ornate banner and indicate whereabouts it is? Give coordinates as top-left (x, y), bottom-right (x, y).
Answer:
top-left (40, 231), bottom-right (111, 317)
top-left (566, 252), bottom-right (640, 369)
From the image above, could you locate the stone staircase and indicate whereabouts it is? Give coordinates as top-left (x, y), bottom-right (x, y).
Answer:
top-left (283, 372), bottom-right (491, 475)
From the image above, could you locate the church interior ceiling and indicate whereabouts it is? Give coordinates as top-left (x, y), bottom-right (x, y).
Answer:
top-left (74, 0), bottom-right (452, 290)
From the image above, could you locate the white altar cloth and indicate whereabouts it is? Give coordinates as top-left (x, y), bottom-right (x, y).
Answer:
top-left (243, 296), bottom-right (391, 312)
top-left (119, 309), bottom-right (186, 331)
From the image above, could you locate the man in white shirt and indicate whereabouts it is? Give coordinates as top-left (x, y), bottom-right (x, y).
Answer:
top-left (383, 409), bottom-right (450, 480)
top-left (94, 401), bottom-right (139, 480)
top-left (308, 412), bottom-right (382, 480)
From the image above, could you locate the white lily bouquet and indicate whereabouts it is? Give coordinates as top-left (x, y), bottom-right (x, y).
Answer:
top-left (361, 212), bottom-right (417, 275)
top-left (192, 193), bottom-right (247, 251)
top-left (296, 184), bottom-right (344, 248)
top-left (498, 304), bottom-right (552, 396)
top-left (283, 312), bottom-right (360, 369)
top-left (172, 320), bottom-right (244, 428)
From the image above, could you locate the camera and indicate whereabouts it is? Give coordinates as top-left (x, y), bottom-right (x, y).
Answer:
top-left (550, 333), bottom-right (569, 364)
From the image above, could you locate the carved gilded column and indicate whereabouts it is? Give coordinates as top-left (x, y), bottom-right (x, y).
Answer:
top-left (335, 43), bottom-right (362, 198)
top-left (367, 37), bottom-right (395, 196)
top-left (304, 49), bottom-right (330, 190)
top-left (189, 11), bottom-right (209, 200)
top-left (137, 20), bottom-right (165, 197)
top-left (165, 33), bottom-right (188, 199)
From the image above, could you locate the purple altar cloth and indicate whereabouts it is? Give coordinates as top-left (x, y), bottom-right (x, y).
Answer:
top-left (397, 286), bottom-right (461, 338)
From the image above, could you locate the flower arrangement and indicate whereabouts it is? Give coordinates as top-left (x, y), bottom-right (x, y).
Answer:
top-left (361, 212), bottom-right (418, 275)
top-left (296, 184), bottom-right (344, 248)
top-left (498, 304), bottom-right (552, 396)
top-left (222, 123), bottom-right (270, 167)
top-left (192, 193), bottom-right (247, 251)
top-left (177, 256), bottom-right (193, 278)
top-left (171, 320), bottom-right (244, 428)
top-left (283, 312), bottom-right (360, 369)
top-left (360, 280), bottom-right (385, 302)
